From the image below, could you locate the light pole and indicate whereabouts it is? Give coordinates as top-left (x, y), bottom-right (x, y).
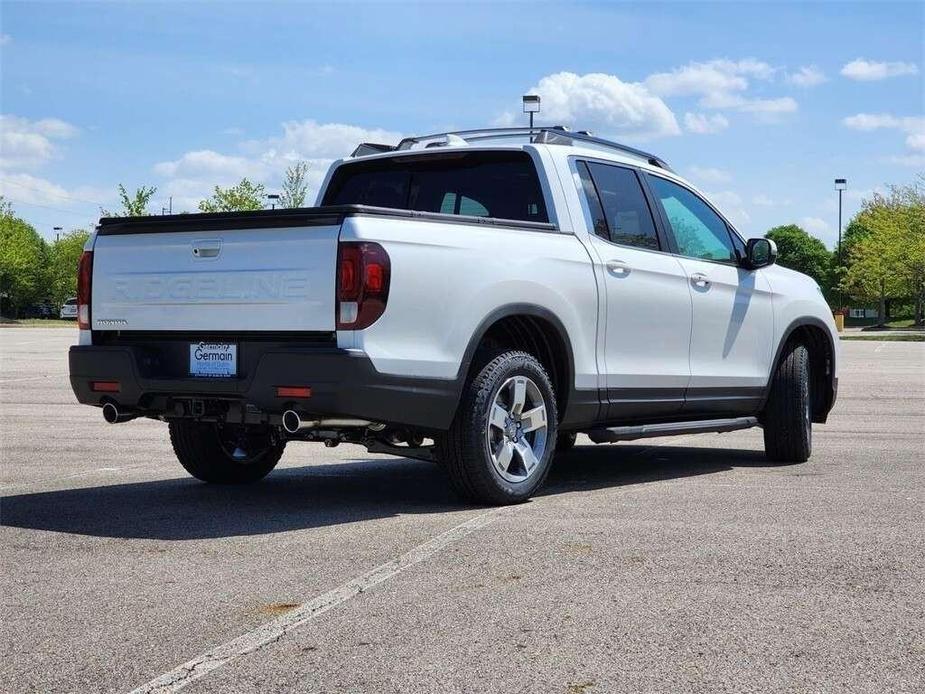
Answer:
top-left (53, 226), bottom-right (62, 242)
top-left (523, 94), bottom-right (540, 137)
top-left (267, 194), bottom-right (280, 210)
top-left (835, 178), bottom-right (847, 314)
top-left (835, 178), bottom-right (847, 259)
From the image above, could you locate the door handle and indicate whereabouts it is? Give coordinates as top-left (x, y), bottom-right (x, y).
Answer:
top-left (606, 260), bottom-right (631, 276)
top-left (690, 272), bottom-right (710, 288)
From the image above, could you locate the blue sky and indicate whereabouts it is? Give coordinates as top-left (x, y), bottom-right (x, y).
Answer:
top-left (1, 1), bottom-right (922, 246)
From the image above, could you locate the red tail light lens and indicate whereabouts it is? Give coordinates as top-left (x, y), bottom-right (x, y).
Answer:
top-left (335, 242), bottom-right (390, 329)
top-left (77, 250), bottom-right (93, 330)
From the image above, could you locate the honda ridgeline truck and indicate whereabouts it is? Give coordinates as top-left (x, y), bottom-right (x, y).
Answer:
top-left (69, 127), bottom-right (838, 504)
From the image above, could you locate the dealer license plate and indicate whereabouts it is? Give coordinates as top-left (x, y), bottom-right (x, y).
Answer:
top-left (189, 342), bottom-right (237, 378)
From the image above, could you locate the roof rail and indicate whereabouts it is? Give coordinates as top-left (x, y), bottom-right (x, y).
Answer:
top-left (386, 126), bottom-right (673, 171)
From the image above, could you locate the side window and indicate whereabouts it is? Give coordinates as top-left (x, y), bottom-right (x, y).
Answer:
top-left (576, 162), bottom-right (609, 239)
top-left (439, 192), bottom-right (490, 217)
top-left (582, 162), bottom-right (660, 250)
top-left (728, 225), bottom-right (747, 262)
top-left (647, 176), bottom-right (736, 263)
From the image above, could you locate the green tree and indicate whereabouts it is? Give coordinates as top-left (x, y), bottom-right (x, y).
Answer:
top-left (280, 161), bottom-right (309, 208)
top-left (48, 229), bottom-right (91, 305)
top-left (198, 179), bottom-right (266, 212)
top-left (765, 224), bottom-right (833, 296)
top-left (0, 197), bottom-right (50, 316)
top-left (840, 191), bottom-right (908, 326)
top-left (102, 184), bottom-right (157, 217)
top-left (885, 177), bottom-right (925, 324)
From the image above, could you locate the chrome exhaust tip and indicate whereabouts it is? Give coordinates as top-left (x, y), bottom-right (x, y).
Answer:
top-left (282, 410), bottom-right (373, 434)
top-left (282, 409), bottom-right (303, 434)
top-left (102, 402), bottom-right (138, 424)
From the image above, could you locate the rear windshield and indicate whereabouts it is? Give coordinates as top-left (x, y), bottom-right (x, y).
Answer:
top-left (321, 151), bottom-right (549, 223)
top-left (64, 298), bottom-right (77, 305)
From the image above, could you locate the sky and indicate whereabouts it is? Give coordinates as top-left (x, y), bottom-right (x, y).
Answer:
top-left (1, 1), bottom-right (922, 247)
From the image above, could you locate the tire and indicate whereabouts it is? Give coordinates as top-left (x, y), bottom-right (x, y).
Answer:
top-left (556, 432), bottom-right (577, 453)
top-left (436, 350), bottom-right (558, 505)
top-left (168, 421), bottom-right (285, 484)
top-left (763, 342), bottom-right (812, 463)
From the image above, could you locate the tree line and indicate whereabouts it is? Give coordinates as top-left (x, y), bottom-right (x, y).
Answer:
top-left (2, 165), bottom-right (922, 325)
top-left (767, 176), bottom-right (924, 326)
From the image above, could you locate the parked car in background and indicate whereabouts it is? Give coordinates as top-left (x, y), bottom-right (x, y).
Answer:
top-left (59, 297), bottom-right (78, 320)
top-left (68, 126), bottom-right (839, 504)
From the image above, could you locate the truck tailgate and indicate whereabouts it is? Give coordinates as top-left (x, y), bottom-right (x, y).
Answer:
top-left (91, 214), bottom-right (341, 332)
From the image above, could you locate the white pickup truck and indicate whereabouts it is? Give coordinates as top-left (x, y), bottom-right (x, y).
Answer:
top-left (69, 127), bottom-right (838, 504)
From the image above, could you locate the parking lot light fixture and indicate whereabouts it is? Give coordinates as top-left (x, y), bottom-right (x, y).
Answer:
top-left (835, 178), bottom-right (847, 257)
top-left (522, 94), bottom-right (540, 131)
top-left (835, 178), bottom-right (847, 311)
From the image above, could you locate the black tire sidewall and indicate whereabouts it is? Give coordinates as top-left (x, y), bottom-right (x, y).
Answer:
top-left (169, 420), bottom-right (284, 484)
top-left (456, 351), bottom-right (559, 503)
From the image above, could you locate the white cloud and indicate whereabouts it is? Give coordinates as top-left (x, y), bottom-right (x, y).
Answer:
top-left (645, 59), bottom-right (774, 98)
top-left (840, 58), bottom-right (919, 81)
top-left (255, 119), bottom-right (403, 160)
top-left (524, 71), bottom-right (680, 139)
top-left (153, 120), bottom-right (404, 210)
top-left (684, 112), bottom-right (729, 134)
top-left (0, 172), bottom-right (110, 209)
top-left (687, 165), bottom-right (730, 183)
top-left (0, 115), bottom-right (79, 170)
top-left (0, 34), bottom-right (11, 47)
top-left (644, 59), bottom-right (795, 120)
top-left (842, 113), bottom-right (923, 132)
top-left (786, 65), bottom-right (827, 87)
top-left (843, 113), bottom-right (925, 162)
top-left (222, 126), bottom-right (244, 136)
top-left (492, 111), bottom-right (518, 127)
top-left (905, 132), bottom-right (925, 151)
top-left (153, 149), bottom-right (267, 180)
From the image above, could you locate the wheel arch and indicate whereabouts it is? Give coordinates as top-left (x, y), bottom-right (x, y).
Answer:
top-left (453, 304), bottom-right (579, 425)
top-left (764, 317), bottom-right (837, 423)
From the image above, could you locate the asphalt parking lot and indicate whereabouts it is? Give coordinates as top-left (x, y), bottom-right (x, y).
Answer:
top-left (1, 328), bottom-right (923, 694)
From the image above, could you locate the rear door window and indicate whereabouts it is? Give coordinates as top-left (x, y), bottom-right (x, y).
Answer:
top-left (322, 151), bottom-right (548, 223)
top-left (577, 160), bottom-right (660, 250)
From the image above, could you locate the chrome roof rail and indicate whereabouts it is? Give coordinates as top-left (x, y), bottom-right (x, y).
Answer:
top-left (389, 126), bottom-right (673, 171)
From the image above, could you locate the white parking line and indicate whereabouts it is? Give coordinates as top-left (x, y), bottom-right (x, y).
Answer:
top-left (0, 375), bottom-right (52, 384)
top-left (128, 510), bottom-right (499, 694)
top-left (0, 465), bottom-right (157, 491)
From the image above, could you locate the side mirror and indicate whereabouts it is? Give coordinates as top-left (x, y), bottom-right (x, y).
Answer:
top-left (744, 238), bottom-right (777, 270)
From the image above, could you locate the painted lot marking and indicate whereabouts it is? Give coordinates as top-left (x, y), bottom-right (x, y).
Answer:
top-left (129, 510), bottom-right (498, 694)
top-left (0, 375), bottom-right (53, 384)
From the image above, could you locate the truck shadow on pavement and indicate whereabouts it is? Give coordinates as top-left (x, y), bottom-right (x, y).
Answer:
top-left (1, 443), bottom-right (778, 541)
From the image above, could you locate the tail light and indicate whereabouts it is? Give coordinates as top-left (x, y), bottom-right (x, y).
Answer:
top-left (336, 242), bottom-right (390, 330)
top-left (77, 250), bottom-right (93, 330)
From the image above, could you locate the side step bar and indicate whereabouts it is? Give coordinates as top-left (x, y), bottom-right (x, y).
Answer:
top-left (587, 417), bottom-right (758, 444)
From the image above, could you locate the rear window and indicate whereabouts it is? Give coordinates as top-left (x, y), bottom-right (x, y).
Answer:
top-left (64, 298), bottom-right (77, 305)
top-left (322, 151), bottom-right (548, 223)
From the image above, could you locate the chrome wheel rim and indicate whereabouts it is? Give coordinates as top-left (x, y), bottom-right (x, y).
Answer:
top-left (486, 375), bottom-right (548, 483)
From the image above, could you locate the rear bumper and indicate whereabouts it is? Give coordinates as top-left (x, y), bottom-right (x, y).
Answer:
top-left (68, 345), bottom-right (459, 431)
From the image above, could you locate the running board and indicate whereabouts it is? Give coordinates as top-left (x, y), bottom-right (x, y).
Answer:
top-left (587, 417), bottom-right (759, 444)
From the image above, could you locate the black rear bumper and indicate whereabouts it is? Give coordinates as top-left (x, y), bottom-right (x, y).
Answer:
top-left (69, 344), bottom-right (459, 431)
